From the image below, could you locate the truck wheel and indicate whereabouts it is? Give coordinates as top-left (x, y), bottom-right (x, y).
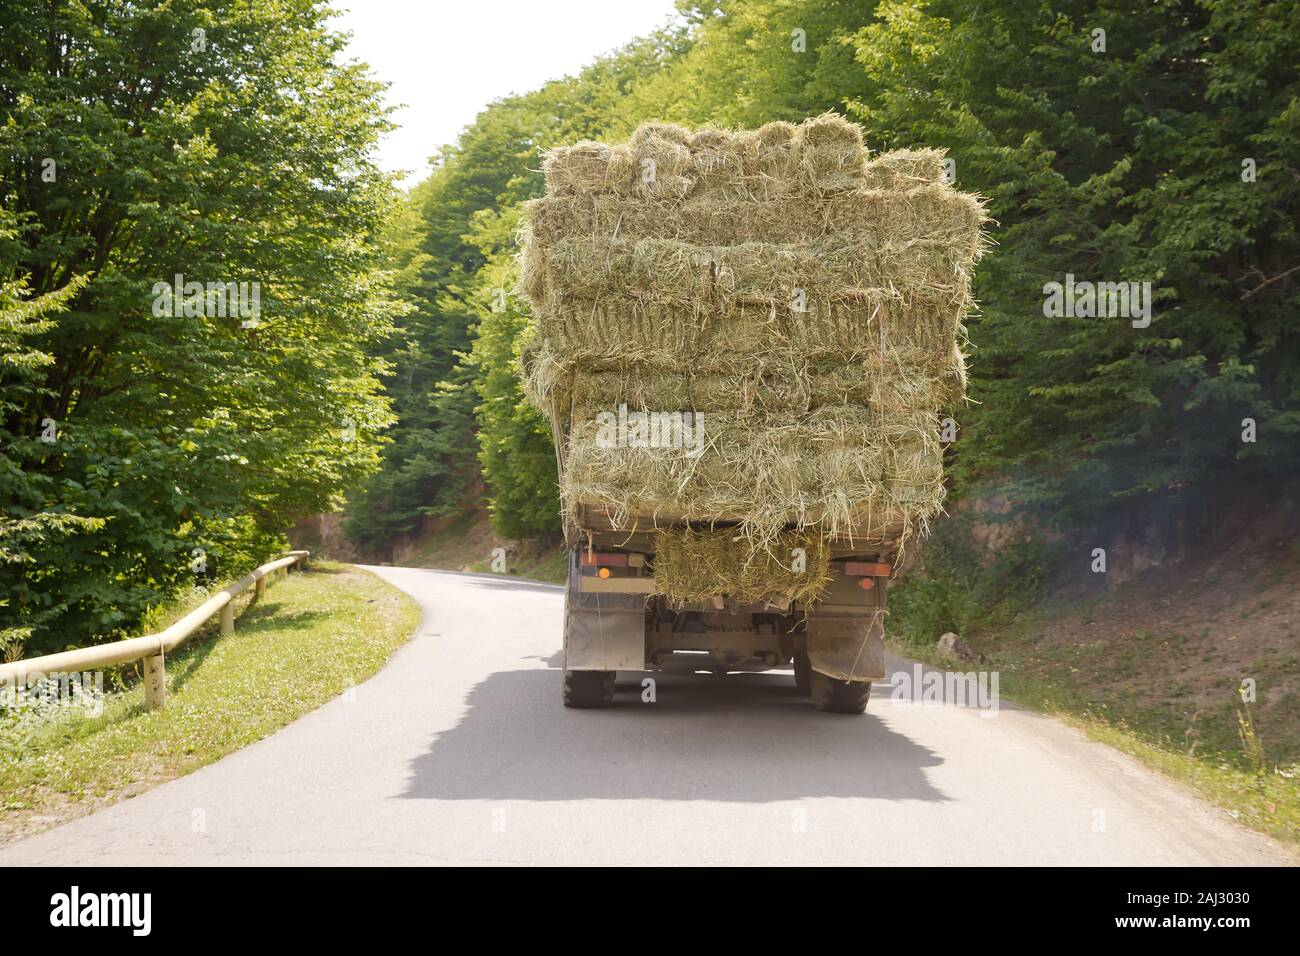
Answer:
top-left (810, 670), bottom-right (871, 714)
top-left (793, 648), bottom-right (811, 696)
top-left (562, 669), bottom-right (616, 708)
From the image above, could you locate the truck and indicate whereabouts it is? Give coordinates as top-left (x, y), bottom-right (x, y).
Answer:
top-left (559, 504), bottom-right (905, 714)
top-left (520, 116), bottom-right (983, 713)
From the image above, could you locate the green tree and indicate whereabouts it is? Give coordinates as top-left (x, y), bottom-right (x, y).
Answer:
top-left (842, 0), bottom-right (1300, 522)
top-left (0, 267), bottom-right (99, 659)
top-left (350, 29), bottom-right (690, 544)
top-left (0, 0), bottom-right (399, 650)
top-left (612, 0), bottom-right (874, 130)
top-left (362, 0), bottom-right (1300, 564)
top-left (463, 206), bottom-right (560, 539)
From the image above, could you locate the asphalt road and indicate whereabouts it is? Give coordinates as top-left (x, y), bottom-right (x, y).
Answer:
top-left (0, 566), bottom-right (1290, 865)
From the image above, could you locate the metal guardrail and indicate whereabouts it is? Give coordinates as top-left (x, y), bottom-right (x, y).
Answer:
top-left (0, 550), bottom-right (310, 710)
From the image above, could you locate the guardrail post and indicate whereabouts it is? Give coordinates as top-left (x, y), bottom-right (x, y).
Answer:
top-left (144, 650), bottom-right (166, 709)
top-left (220, 602), bottom-right (235, 635)
top-left (254, 576), bottom-right (266, 602)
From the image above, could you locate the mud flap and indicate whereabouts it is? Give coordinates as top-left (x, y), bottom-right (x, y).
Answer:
top-left (806, 610), bottom-right (886, 683)
top-left (563, 551), bottom-right (646, 671)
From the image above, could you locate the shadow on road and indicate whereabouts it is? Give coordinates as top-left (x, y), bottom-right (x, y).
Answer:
top-left (400, 664), bottom-right (947, 803)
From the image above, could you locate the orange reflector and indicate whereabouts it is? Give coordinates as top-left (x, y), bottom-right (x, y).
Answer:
top-left (859, 577), bottom-right (874, 590)
top-left (598, 567), bottom-right (611, 579)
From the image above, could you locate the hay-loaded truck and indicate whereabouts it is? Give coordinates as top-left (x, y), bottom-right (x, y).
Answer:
top-left (519, 116), bottom-right (985, 712)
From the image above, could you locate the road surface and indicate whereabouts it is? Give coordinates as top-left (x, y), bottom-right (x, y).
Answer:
top-left (0, 566), bottom-right (1291, 865)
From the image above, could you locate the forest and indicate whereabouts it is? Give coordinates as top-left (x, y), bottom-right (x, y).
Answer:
top-left (3, 0), bottom-right (1298, 654)
top-left (346, 0), bottom-right (1299, 616)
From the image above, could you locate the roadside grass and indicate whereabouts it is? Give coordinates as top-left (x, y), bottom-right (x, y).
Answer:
top-left (523, 547), bottom-right (570, 584)
top-left (0, 562), bottom-right (420, 846)
top-left (403, 509), bottom-right (484, 569)
top-left (887, 513), bottom-right (1300, 851)
top-left (892, 635), bottom-right (1300, 851)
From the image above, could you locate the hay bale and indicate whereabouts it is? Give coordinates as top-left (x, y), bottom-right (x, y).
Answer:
top-left (542, 141), bottom-right (634, 196)
top-left (564, 355), bottom-right (952, 419)
top-left (518, 115), bottom-right (986, 568)
top-left (630, 123), bottom-right (694, 200)
top-left (864, 148), bottom-right (948, 189)
top-left (797, 112), bottom-right (868, 194)
top-left (654, 527), bottom-right (833, 605)
top-left (534, 237), bottom-right (971, 315)
top-left (523, 183), bottom-right (983, 250)
top-left (687, 125), bottom-right (801, 202)
top-left (561, 405), bottom-right (943, 546)
top-left (528, 295), bottom-right (968, 368)
top-left (755, 121), bottom-right (800, 182)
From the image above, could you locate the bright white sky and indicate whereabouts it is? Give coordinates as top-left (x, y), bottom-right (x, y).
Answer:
top-left (331, 0), bottom-right (684, 186)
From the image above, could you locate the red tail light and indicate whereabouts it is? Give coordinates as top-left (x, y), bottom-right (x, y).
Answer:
top-left (581, 552), bottom-right (629, 568)
top-left (843, 561), bottom-right (892, 577)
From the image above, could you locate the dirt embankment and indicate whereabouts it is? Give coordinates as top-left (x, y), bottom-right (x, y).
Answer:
top-left (965, 479), bottom-right (1300, 767)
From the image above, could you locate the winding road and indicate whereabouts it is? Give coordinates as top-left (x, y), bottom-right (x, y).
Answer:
top-left (0, 566), bottom-right (1290, 865)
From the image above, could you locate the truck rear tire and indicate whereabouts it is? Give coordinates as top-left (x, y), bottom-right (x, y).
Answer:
top-left (562, 669), bottom-right (616, 708)
top-left (810, 670), bottom-right (871, 714)
top-left (793, 647), bottom-right (811, 696)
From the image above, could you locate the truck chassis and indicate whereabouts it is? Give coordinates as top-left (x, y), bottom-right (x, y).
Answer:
top-left (561, 524), bottom-right (894, 713)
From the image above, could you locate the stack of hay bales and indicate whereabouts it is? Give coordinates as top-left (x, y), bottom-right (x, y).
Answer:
top-left (519, 114), bottom-right (986, 602)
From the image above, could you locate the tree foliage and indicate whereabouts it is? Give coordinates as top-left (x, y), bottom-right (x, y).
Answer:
top-left (346, 29), bottom-right (692, 547)
top-left (0, 1), bottom-right (399, 652)
top-left (356, 0), bottom-right (1300, 549)
top-left (843, 0), bottom-right (1300, 523)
